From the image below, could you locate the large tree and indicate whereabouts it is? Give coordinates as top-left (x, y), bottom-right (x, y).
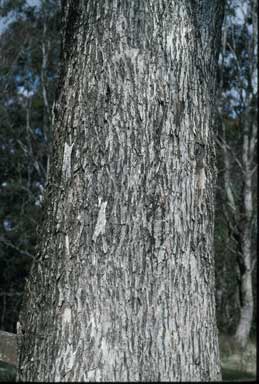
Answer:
top-left (17, 1), bottom-right (224, 381)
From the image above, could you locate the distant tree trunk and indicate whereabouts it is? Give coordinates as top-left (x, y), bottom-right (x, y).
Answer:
top-left (217, 0), bottom-right (257, 349)
top-left (17, 1), bottom-right (224, 381)
top-left (234, 0), bottom-right (258, 347)
top-left (218, 118), bottom-right (256, 350)
top-left (234, 116), bottom-right (256, 350)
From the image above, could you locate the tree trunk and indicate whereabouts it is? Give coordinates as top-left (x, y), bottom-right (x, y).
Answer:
top-left (17, 1), bottom-right (224, 381)
top-left (234, 119), bottom-right (255, 350)
top-left (233, 0), bottom-right (257, 350)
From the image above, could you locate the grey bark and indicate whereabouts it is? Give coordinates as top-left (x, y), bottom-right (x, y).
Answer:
top-left (41, 19), bottom-right (51, 143)
top-left (17, 1), bottom-right (224, 381)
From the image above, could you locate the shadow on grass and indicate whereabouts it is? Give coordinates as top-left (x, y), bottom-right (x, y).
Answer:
top-left (0, 361), bottom-right (16, 382)
top-left (222, 367), bottom-right (256, 382)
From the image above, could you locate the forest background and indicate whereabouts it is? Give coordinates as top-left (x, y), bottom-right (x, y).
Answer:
top-left (0, 0), bottom-right (257, 381)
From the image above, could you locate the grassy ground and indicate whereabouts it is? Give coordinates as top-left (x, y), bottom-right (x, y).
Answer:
top-left (0, 336), bottom-right (256, 382)
top-left (222, 367), bottom-right (256, 381)
top-left (0, 361), bottom-right (16, 382)
top-left (220, 335), bottom-right (256, 382)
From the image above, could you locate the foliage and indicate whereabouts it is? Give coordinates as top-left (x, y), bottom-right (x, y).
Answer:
top-left (0, 0), bottom-right (60, 332)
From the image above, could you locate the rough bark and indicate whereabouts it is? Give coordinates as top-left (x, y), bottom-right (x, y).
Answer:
top-left (17, 1), bottom-right (224, 381)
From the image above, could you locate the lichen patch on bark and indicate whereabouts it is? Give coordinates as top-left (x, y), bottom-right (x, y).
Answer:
top-left (62, 142), bottom-right (74, 180)
top-left (92, 201), bottom-right (107, 242)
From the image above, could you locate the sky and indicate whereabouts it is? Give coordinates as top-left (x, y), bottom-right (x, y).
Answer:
top-left (0, 0), bottom-right (40, 34)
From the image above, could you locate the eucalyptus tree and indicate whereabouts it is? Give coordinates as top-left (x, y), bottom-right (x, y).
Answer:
top-left (216, 0), bottom-right (257, 348)
top-left (17, 1), bottom-right (224, 381)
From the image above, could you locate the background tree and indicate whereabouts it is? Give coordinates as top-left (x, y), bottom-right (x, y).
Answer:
top-left (17, 0), bottom-right (224, 381)
top-left (215, 0), bottom-right (257, 349)
top-left (0, 0), bottom-right (60, 332)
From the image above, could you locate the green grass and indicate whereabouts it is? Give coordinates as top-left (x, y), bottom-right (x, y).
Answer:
top-left (0, 361), bottom-right (16, 382)
top-left (222, 367), bottom-right (256, 381)
top-left (220, 335), bottom-right (256, 382)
